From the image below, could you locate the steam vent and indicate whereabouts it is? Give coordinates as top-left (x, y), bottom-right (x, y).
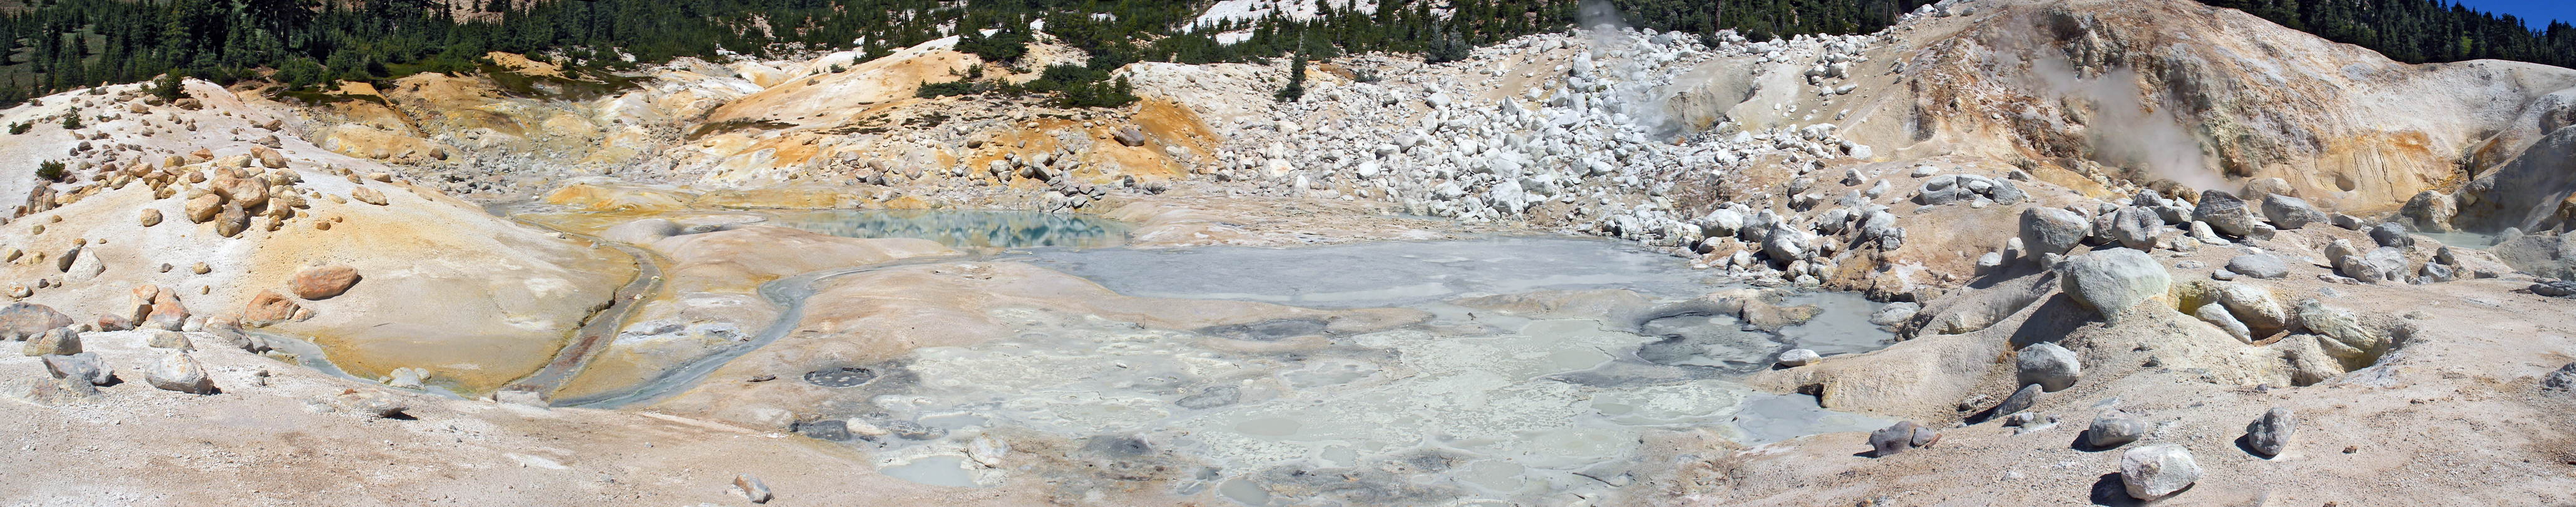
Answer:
top-left (4, 0), bottom-right (2576, 504)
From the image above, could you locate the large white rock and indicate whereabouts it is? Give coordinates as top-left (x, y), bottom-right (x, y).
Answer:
top-left (2061, 249), bottom-right (2172, 321)
top-left (2120, 444), bottom-right (2202, 499)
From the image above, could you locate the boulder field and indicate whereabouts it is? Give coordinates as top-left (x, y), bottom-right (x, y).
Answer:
top-left (1, 0), bottom-right (2573, 504)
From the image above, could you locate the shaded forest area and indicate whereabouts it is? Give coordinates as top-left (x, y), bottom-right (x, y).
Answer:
top-left (2199, 0), bottom-right (2576, 68)
top-left (0, 0), bottom-right (2568, 110)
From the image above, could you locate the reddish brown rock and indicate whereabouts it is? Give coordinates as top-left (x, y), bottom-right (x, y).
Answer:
top-left (242, 290), bottom-right (300, 327)
top-left (291, 265), bottom-right (360, 300)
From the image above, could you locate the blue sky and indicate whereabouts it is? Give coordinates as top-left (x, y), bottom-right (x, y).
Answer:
top-left (2457, 0), bottom-right (2576, 29)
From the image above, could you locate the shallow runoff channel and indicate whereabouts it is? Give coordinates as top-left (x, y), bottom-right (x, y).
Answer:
top-left (543, 210), bottom-right (1902, 505)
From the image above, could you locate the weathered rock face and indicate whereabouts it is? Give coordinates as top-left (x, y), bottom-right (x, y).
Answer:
top-left (2061, 249), bottom-right (2171, 321)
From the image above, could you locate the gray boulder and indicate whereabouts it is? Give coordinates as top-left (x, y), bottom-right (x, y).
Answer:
top-left (2120, 444), bottom-right (2203, 499)
top-left (2021, 207), bottom-right (2090, 257)
top-left (2110, 206), bottom-right (2162, 250)
top-left (23, 327), bottom-right (80, 356)
top-left (1869, 302), bottom-right (1921, 326)
top-left (43, 352), bottom-right (113, 386)
top-left (0, 302), bottom-right (73, 341)
top-left (2192, 190), bottom-right (2259, 237)
top-left (2225, 253), bottom-right (2290, 279)
top-left (2369, 223), bottom-right (2415, 248)
top-left (2015, 342), bottom-right (2082, 392)
top-left (2259, 194), bottom-right (2326, 230)
top-left (2086, 410), bottom-right (2145, 448)
top-left (1869, 421), bottom-right (1941, 456)
top-left (2247, 407), bottom-right (2296, 457)
top-left (145, 352), bottom-right (217, 394)
top-left (2061, 249), bottom-right (2172, 321)
top-left (1994, 384), bottom-right (2043, 417)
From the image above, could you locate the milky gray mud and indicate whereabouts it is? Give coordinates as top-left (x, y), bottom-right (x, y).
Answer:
top-left (740, 231), bottom-right (1908, 504)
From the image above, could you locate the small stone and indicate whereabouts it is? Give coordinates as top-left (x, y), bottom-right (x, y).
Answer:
top-left (146, 352), bottom-right (217, 394)
top-left (43, 352), bottom-right (114, 386)
top-left (2225, 253), bottom-right (2289, 279)
top-left (351, 186), bottom-right (388, 205)
top-left (1869, 302), bottom-right (1920, 326)
top-left (23, 327), bottom-right (80, 356)
top-left (2120, 444), bottom-right (2203, 499)
top-left (2545, 363), bottom-right (2576, 389)
top-left (333, 389), bottom-right (409, 417)
top-left (734, 474), bottom-right (773, 503)
top-left (290, 265), bottom-right (361, 300)
top-left (192, 262), bottom-right (211, 274)
top-left (495, 389), bottom-right (549, 407)
top-left (1994, 384), bottom-right (2043, 417)
top-left (2247, 407), bottom-right (2296, 457)
top-left (386, 367), bottom-right (426, 390)
top-left (1176, 385), bottom-right (1243, 409)
top-left (147, 330), bottom-right (195, 351)
top-left (1957, 393), bottom-right (1995, 412)
top-left (139, 208), bottom-right (163, 227)
top-left (1777, 348), bottom-right (1822, 367)
top-left (2015, 342), bottom-right (2081, 392)
top-left (2086, 410), bottom-right (2145, 448)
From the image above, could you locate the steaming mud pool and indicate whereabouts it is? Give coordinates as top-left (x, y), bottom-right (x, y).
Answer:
top-left (712, 213), bottom-right (1905, 505)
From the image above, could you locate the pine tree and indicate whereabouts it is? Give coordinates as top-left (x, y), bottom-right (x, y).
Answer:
top-left (1275, 55), bottom-right (1306, 103)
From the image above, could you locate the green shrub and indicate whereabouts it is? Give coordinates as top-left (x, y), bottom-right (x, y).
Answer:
top-left (35, 160), bottom-right (66, 182)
